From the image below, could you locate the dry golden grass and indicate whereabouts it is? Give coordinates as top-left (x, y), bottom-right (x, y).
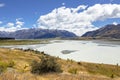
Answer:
top-left (0, 48), bottom-right (120, 80)
top-left (0, 70), bottom-right (118, 80)
top-left (0, 48), bottom-right (41, 72)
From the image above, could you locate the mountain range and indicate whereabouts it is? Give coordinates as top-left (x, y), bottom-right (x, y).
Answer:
top-left (82, 24), bottom-right (120, 39)
top-left (0, 28), bottom-right (77, 39)
top-left (1, 24), bottom-right (120, 39)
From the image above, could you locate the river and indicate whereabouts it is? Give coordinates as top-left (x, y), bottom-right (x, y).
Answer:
top-left (1, 40), bottom-right (120, 65)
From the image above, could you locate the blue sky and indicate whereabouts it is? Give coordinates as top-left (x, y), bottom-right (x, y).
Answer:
top-left (0, 0), bottom-right (120, 36)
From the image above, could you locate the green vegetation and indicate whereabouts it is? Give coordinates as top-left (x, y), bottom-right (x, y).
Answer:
top-left (0, 39), bottom-right (49, 45)
top-left (7, 60), bottom-right (15, 67)
top-left (0, 61), bottom-right (15, 74)
top-left (0, 37), bottom-right (14, 40)
top-left (68, 68), bottom-right (78, 74)
top-left (0, 62), bottom-right (8, 74)
top-left (31, 55), bottom-right (62, 74)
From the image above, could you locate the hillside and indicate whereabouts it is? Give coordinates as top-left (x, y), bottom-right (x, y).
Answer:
top-left (82, 24), bottom-right (120, 39)
top-left (0, 28), bottom-right (77, 39)
top-left (0, 48), bottom-right (120, 80)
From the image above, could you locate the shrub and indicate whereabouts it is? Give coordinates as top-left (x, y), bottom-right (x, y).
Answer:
top-left (31, 55), bottom-right (62, 74)
top-left (77, 62), bottom-right (82, 65)
top-left (8, 60), bottom-right (15, 67)
top-left (0, 62), bottom-right (8, 74)
top-left (68, 68), bottom-right (78, 74)
top-left (111, 74), bottom-right (114, 78)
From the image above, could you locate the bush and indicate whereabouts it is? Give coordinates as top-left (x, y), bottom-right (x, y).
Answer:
top-left (77, 62), bottom-right (82, 65)
top-left (31, 55), bottom-right (62, 74)
top-left (110, 74), bottom-right (114, 78)
top-left (68, 68), bottom-right (78, 74)
top-left (8, 60), bottom-right (15, 67)
top-left (0, 62), bottom-right (8, 74)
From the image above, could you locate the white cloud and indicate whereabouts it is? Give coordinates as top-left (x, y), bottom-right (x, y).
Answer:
top-left (62, 3), bottom-right (65, 6)
top-left (0, 26), bottom-right (17, 32)
top-left (0, 18), bottom-right (26, 32)
top-left (0, 3), bottom-right (5, 7)
top-left (0, 21), bottom-right (3, 24)
top-left (7, 22), bottom-right (14, 27)
top-left (83, 4), bottom-right (120, 21)
top-left (71, 5), bottom-right (87, 13)
top-left (37, 4), bottom-right (120, 36)
top-left (112, 22), bottom-right (118, 25)
top-left (16, 18), bottom-right (24, 28)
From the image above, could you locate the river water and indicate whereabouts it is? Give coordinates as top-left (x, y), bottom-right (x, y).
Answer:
top-left (2, 40), bottom-right (120, 65)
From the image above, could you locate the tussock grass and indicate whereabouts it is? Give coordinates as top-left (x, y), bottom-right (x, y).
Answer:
top-left (68, 68), bottom-right (78, 74)
top-left (81, 62), bottom-right (120, 77)
top-left (0, 48), bottom-right (120, 80)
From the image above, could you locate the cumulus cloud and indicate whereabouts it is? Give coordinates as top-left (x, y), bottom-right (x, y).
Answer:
top-left (37, 4), bottom-right (120, 36)
top-left (0, 18), bottom-right (26, 32)
top-left (112, 22), bottom-right (118, 25)
top-left (71, 5), bottom-right (87, 13)
top-left (7, 23), bottom-right (14, 27)
top-left (16, 18), bottom-right (24, 28)
top-left (0, 3), bottom-right (5, 7)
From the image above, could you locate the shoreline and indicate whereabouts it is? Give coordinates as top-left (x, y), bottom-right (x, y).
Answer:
top-left (0, 47), bottom-right (119, 66)
top-left (0, 39), bottom-right (120, 65)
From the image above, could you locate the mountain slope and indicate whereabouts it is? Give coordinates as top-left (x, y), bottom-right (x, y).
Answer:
top-left (82, 24), bottom-right (120, 39)
top-left (0, 28), bottom-right (77, 39)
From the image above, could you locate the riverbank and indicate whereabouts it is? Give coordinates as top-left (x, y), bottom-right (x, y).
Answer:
top-left (0, 48), bottom-right (120, 80)
top-left (0, 39), bottom-right (50, 45)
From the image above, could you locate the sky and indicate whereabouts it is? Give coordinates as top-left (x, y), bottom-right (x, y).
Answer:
top-left (0, 0), bottom-right (120, 36)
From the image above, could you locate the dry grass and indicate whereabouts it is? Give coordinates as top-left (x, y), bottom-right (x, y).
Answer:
top-left (0, 71), bottom-right (117, 80)
top-left (0, 48), bottom-right (120, 80)
top-left (0, 39), bottom-right (49, 45)
top-left (0, 48), bottom-right (41, 72)
top-left (81, 62), bottom-right (120, 77)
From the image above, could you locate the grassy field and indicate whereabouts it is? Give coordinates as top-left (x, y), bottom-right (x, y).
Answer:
top-left (0, 39), bottom-right (49, 45)
top-left (0, 48), bottom-right (120, 80)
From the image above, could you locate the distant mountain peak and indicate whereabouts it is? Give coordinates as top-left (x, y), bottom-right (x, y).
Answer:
top-left (82, 24), bottom-right (120, 39)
